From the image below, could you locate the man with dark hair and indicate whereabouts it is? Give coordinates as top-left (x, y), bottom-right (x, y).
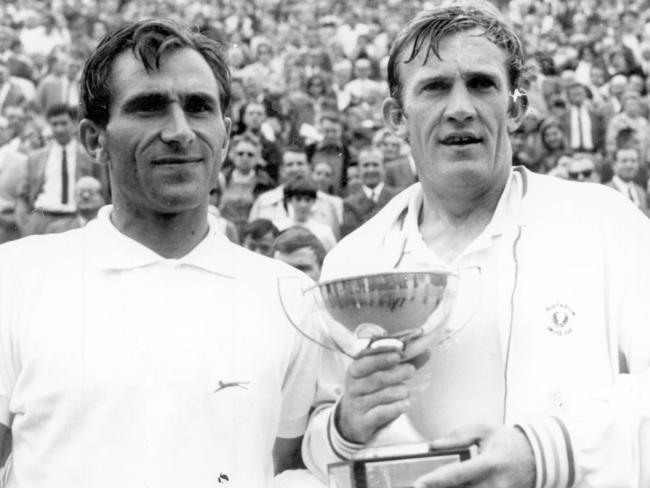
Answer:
top-left (272, 226), bottom-right (326, 281)
top-left (241, 218), bottom-right (279, 256)
top-left (305, 112), bottom-right (353, 194)
top-left (606, 146), bottom-right (649, 215)
top-left (15, 103), bottom-right (100, 235)
top-left (0, 19), bottom-right (317, 487)
top-left (303, 2), bottom-right (650, 487)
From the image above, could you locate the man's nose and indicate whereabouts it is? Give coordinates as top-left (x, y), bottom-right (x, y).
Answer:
top-left (444, 83), bottom-right (476, 123)
top-left (161, 105), bottom-right (196, 147)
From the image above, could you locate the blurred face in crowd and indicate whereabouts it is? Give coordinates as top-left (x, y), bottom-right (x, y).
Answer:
top-left (274, 246), bottom-right (321, 281)
top-left (359, 150), bottom-right (385, 189)
top-left (542, 125), bottom-right (564, 151)
top-left (320, 118), bottom-right (342, 144)
top-left (568, 157), bottom-right (598, 182)
top-left (614, 148), bottom-right (639, 182)
top-left (312, 161), bottom-right (333, 192)
top-left (567, 84), bottom-right (587, 106)
top-left (334, 61), bottom-right (353, 86)
top-left (243, 231), bottom-right (275, 257)
top-left (383, 29), bottom-right (522, 199)
top-left (289, 194), bottom-right (315, 223)
top-left (622, 93), bottom-right (642, 118)
top-left (628, 75), bottom-right (644, 94)
top-left (379, 133), bottom-right (402, 160)
top-left (256, 44), bottom-right (273, 64)
top-left (589, 66), bottom-right (606, 87)
top-left (232, 140), bottom-right (259, 173)
top-left (610, 75), bottom-right (628, 99)
top-left (354, 58), bottom-right (372, 79)
top-left (346, 164), bottom-right (362, 193)
top-left (281, 151), bottom-right (310, 181)
top-left (48, 112), bottom-right (75, 146)
top-left (4, 105), bottom-right (25, 137)
top-left (244, 102), bottom-right (265, 131)
top-left (75, 176), bottom-right (105, 212)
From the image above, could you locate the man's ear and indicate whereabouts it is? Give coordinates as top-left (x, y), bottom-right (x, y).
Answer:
top-left (507, 90), bottom-right (528, 132)
top-left (79, 119), bottom-right (109, 165)
top-left (382, 97), bottom-right (408, 139)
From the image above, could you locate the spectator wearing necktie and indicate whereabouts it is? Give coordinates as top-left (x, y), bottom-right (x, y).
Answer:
top-left (561, 81), bottom-right (606, 156)
top-left (341, 146), bottom-right (399, 237)
top-left (605, 146), bottom-right (649, 216)
top-left (15, 104), bottom-right (107, 235)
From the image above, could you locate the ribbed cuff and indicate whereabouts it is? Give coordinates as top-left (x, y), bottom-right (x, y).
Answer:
top-left (327, 399), bottom-right (365, 460)
top-left (515, 416), bottom-right (576, 488)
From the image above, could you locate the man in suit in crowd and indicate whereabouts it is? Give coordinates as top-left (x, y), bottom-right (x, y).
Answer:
top-left (560, 81), bottom-right (606, 156)
top-left (36, 53), bottom-right (73, 113)
top-left (606, 146), bottom-right (649, 215)
top-left (15, 104), bottom-right (105, 235)
top-left (341, 146), bottom-right (398, 237)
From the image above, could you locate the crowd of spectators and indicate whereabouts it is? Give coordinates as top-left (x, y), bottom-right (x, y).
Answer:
top-left (2, 0), bottom-right (650, 277)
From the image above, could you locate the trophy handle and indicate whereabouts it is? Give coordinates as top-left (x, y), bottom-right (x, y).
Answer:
top-left (276, 276), bottom-right (352, 356)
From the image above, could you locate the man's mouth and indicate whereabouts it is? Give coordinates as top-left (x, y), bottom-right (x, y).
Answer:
top-left (152, 156), bottom-right (202, 165)
top-left (440, 135), bottom-right (482, 146)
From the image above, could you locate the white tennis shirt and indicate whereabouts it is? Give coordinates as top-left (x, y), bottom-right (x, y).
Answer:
top-left (0, 206), bottom-right (318, 487)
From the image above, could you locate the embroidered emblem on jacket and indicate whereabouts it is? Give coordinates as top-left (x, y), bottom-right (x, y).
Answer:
top-left (545, 303), bottom-right (575, 336)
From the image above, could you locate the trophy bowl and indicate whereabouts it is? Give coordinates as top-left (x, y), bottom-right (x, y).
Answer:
top-left (313, 270), bottom-right (452, 336)
top-left (301, 269), bottom-right (457, 357)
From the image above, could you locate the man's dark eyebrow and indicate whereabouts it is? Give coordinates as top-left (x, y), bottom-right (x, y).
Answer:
top-left (121, 93), bottom-right (168, 113)
top-left (121, 91), bottom-right (219, 113)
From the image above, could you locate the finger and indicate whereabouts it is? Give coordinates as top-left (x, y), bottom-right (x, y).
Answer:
top-left (355, 382), bottom-right (410, 413)
top-left (348, 350), bottom-right (403, 378)
top-left (347, 362), bottom-right (415, 396)
top-left (362, 399), bottom-right (411, 432)
top-left (429, 423), bottom-right (494, 450)
top-left (414, 457), bottom-right (490, 488)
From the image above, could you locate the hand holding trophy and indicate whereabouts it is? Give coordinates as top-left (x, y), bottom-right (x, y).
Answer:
top-left (279, 268), bottom-right (481, 487)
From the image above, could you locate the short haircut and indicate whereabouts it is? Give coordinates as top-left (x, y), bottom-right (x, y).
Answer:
top-left (231, 132), bottom-right (261, 149)
top-left (283, 175), bottom-right (317, 200)
top-left (387, 0), bottom-right (527, 105)
top-left (271, 226), bottom-right (326, 267)
top-left (615, 127), bottom-right (638, 149)
top-left (241, 219), bottom-right (279, 240)
top-left (46, 103), bottom-right (75, 120)
top-left (80, 19), bottom-right (231, 127)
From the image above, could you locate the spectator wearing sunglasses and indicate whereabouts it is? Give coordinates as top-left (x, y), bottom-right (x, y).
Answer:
top-left (219, 133), bottom-right (274, 240)
top-left (567, 154), bottom-right (599, 182)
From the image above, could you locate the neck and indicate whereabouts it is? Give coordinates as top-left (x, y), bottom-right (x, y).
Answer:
top-left (78, 208), bottom-right (99, 222)
top-left (419, 173), bottom-right (507, 263)
top-left (110, 203), bottom-right (209, 259)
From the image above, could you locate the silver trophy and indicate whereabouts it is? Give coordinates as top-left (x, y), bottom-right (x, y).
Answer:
top-left (279, 269), bottom-right (480, 488)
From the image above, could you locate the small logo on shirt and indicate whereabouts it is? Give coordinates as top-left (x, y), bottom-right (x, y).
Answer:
top-left (546, 303), bottom-right (575, 336)
top-left (218, 472), bottom-right (230, 484)
top-left (214, 380), bottom-right (250, 393)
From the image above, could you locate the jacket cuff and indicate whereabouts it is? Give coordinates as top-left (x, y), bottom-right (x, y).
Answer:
top-left (328, 399), bottom-right (365, 460)
top-left (515, 416), bottom-right (576, 488)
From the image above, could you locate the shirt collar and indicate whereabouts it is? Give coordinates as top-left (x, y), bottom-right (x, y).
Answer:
top-left (363, 182), bottom-right (384, 200)
top-left (612, 175), bottom-right (632, 192)
top-left (400, 169), bottom-right (524, 263)
top-left (87, 205), bottom-right (236, 277)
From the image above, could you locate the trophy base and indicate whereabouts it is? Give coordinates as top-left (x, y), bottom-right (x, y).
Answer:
top-left (327, 444), bottom-right (476, 488)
